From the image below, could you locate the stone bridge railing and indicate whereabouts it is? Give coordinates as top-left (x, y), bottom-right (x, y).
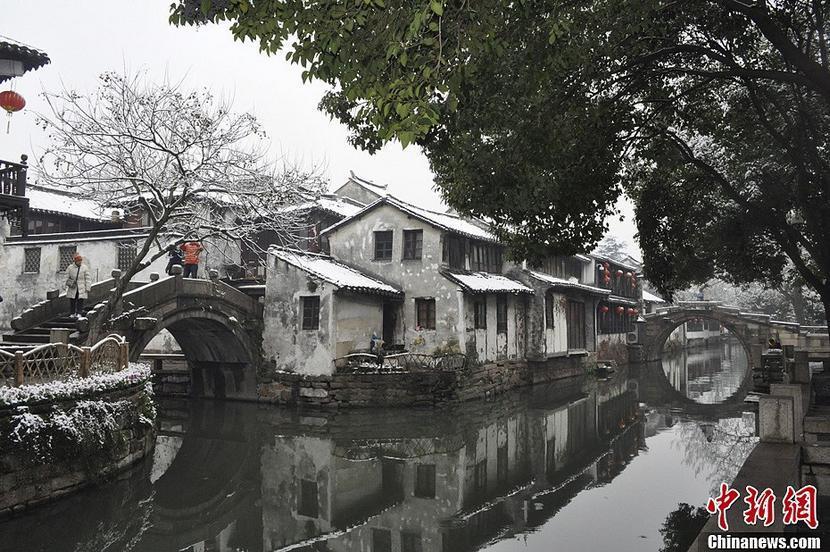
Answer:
top-left (10, 277), bottom-right (147, 332)
top-left (0, 335), bottom-right (129, 387)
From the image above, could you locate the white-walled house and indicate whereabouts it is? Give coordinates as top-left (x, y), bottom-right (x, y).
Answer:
top-left (263, 247), bottom-right (403, 375)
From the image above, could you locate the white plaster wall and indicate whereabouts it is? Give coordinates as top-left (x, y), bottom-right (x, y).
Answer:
top-left (263, 255), bottom-right (336, 375)
top-left (333, 293), bottom-right (384, 357)
top-left (0, 237), bottom-right (168, 331)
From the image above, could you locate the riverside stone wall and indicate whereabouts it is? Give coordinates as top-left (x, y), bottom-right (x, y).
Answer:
top-left (0, 381), bottom-right (155, 516)
top-left (256, 354), bottom-right (589, 408)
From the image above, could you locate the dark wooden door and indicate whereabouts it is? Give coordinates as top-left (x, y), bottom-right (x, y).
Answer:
top-left (383, 303), bottom-right (396, 346)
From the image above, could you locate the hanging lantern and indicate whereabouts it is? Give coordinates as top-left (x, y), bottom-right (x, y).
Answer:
top-left (625, 271), bottom-right (632, 278)
top-left (627, 307), bottom-right (637, 316)
top-left (600, 305), bottom-right (609, 314)
top-left (615, 306), bottom-right (625, 314)
top-left (0, 91), bottom-right (25, 133)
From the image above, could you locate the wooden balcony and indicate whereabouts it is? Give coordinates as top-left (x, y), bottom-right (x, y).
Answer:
top-left (0, 155), bottom-right (29, 227)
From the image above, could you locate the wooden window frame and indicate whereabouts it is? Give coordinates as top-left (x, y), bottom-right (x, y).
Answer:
top-left (374, 230), bottom-right (394, 260)
top-left (301, 296), bottom-right (320, 330)
top-left (474, 299), bottom-right (487, 329)
top-left (415, 298), bottom-right (436, 330)
top-left (496, 294), bottom-right (508, 334)
top-left (402, 229), bottom-right (423, 260)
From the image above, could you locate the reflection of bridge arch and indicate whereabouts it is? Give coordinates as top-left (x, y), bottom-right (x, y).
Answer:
top-left (141, 401), bottom-right (261, 551)
top-left (634, 360), bottom-right (754, 414)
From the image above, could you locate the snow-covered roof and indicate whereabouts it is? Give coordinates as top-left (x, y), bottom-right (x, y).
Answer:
top-left (282, 195), bottom-right (365, 219)
top-left (322, 195), bottom-right (499, 243)
top-left (642, 289), bottom-right (666, 303)
top-left (526, 270), bottom-right (611, 296)
top-left (26, 186), bottom-right (111, 221)
top-left (442, 270), bottom-right (533, 295)
top-left (271, 247), bottom-right (402, 297)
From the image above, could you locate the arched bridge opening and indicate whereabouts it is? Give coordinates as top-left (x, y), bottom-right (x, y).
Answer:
top-left (636, 302), bottom-right (795, 406)
top-left (97, 275), bottom-right (263, 400)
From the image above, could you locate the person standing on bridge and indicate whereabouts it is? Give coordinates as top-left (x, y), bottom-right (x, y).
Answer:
top-left (65, 253), bottom-right (90, 318)
top-left (180, 241), bottom-right (203, 278)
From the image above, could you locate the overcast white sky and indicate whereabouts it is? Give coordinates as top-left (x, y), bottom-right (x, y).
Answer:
top-left (2, 0), bottom-right (639, 255)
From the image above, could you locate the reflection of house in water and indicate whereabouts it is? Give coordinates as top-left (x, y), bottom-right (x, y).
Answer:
top-left (259, 375), bottom-right (642, 552)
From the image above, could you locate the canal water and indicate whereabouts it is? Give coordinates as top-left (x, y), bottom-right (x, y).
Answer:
top-left (0, 341), bottom-right (757, 552)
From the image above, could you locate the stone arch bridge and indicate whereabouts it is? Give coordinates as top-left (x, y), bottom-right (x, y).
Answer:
top-left (639, 301), bottom-right (825, 369)
top-left (8, 273), bottom-right (263, 400)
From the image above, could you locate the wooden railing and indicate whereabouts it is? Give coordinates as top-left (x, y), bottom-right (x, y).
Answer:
top-left (334, 352), bottom-right (470, 374)
top-left (0, 335), bottom-right (129, 388)
top-left (0, 157), bottom-right (26, 197)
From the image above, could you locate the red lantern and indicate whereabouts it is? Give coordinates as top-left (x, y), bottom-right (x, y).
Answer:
top-left (600, 305), bottom-right (609, 314)
top-left (625, 271), bottom-right (632, 278)
top-left (627, 307), bottom-right (637, 316)
top-left (615, 306), bottom-right (625, 314)
top-left (616, 269), bottom-right (624, 277)
top-left (0, 91), bottom-right (25, 133)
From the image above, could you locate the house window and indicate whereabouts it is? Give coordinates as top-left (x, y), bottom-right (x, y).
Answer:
top-left (58, 245), bottom-right (77, 271)
top-left (474, 300), bottom-right (487, 329)
top-left (414, 464), bottom-right (436, 498)
top-left (415, 298), bottom-right (436, 330)
top-left (297, 478), bottom-right (319, 517)
top-left (374, 230), bottom-right (393, 260)
top-left (301, 296), bottom-right (320, 330)
top-left (496, 295), bottom-right (508, 334)
top-left (401, 531), bottom-right (423, 552)
top-left (545, 292), bottom-right (556, 329)
top-left (443, 234), bottom-right (465, 269)
top-left (23, 248), bottom-right (41, 274)
top-left (116, 240), bottom-right (137, 271)
top-left (470, 242), bottom-right (503, 273)
top-left (403, 229), bottom-right (423, 260)
top-left (567, 300), bottom-right (586, 349)
top-left (372, 528), bottom-right (392, 552)
top-left (598, 304), bottom-right (633, 335)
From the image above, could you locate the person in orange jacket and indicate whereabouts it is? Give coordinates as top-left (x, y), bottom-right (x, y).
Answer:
top-left (179, 241), bottom-right (203, 278)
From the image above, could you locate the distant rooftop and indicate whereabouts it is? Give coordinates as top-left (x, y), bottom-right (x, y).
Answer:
top-left (26, 185), bottom-right (111, 222)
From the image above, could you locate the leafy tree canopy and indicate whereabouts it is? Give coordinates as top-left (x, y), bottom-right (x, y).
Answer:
top-left (171, 1), bottom-right (830, 321)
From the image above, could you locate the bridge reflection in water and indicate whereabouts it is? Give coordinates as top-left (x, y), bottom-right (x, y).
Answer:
top-left (661, 336), bottom-right (749, 404)
top-left (0, 367), bottom-right (758, 552)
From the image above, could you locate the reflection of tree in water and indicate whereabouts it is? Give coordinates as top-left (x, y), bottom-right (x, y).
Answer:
top-left (672, 414), bottom-right (757, 495)
top-left (658, 502), bottom-right (709, 552)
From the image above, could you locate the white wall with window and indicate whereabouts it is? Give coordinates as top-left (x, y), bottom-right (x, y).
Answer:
top-left (0, 232), bottom-right (167, 331)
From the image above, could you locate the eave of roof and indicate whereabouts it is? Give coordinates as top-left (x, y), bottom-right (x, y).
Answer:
top-left (590, 253), bottom-right (641, 273)
top-left (606, 294), bottom-right (639, 306)
top-left (270, 246), bottom-right (403, 298)
top-left (442, 269), bottom-right (534, 295)
top-left (0, 37), bottom-right (50, 83)
top-left (525, 270), bottom-right (611, 296)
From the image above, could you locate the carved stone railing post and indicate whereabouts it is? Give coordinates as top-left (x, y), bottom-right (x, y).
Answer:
top-left (120, 342), bottom-right (130, 370)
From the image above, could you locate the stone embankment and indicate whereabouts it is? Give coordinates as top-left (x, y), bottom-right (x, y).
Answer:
top-left (0, 363), bottom-right (156, 516)
top-left (257, 355), bottom-right (587, 408)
